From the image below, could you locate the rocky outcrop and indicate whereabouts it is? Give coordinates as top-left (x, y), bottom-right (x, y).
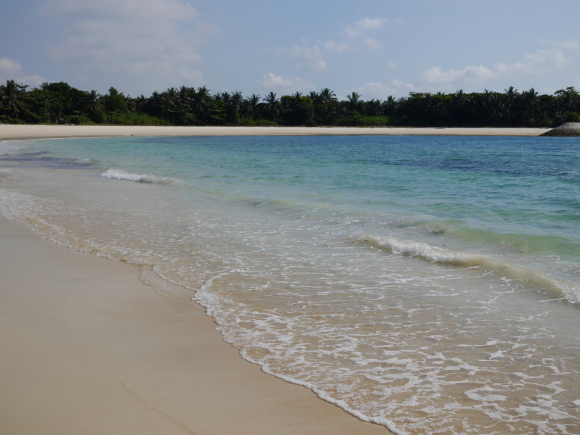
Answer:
top-left (541, 122), bottom-right (580, 136)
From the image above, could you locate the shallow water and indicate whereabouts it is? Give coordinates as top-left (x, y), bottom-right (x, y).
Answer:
top-left (1, 135), bottom-right (579, 434)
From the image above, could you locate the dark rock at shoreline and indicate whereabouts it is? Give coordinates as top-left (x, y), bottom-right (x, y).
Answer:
top-left (541, 122), bottom-right (580, 136)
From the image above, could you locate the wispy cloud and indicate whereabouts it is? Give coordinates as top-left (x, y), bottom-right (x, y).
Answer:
top-left (324, 41), bottom-right (350, 54)
top-left (340, 17), bottom-right (387, 50)
top-left (42, 0), bottom-right (215, 91)
top-left (420, 65), bottom-right (495, 86)
top-left (0, 58), bottom-right (45, 87)
top-left (495, 49), bottom-right (567, 76)
top-left (258, 73), bottom-right (315, 94)
top-left (356, 79), bottom-right (414, 99)
top-left (342, 18), bottom-right (387, 39)
top-left (544, 39), bottom-right (580, 50)
top-left (420, 48), bottom-right (572, 88)
top-left (271, 45), bottom-right (326, 71)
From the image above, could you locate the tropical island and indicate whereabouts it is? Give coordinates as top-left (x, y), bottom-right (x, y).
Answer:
top-left (1, 80), bottom-right (579, 129)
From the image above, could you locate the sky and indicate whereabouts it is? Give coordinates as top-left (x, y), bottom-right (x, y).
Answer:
top-left (1, 0), bottom-right (580, 100)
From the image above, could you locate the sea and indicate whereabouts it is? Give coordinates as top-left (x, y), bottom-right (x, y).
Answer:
top-left (1, 134), bottom-right (579, 434)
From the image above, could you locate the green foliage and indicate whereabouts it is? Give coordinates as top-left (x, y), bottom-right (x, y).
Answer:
top-left (1, 79), bottom-right (578, 128)
top-left (280, 95), bottom-right (315, 125)
top-left (238, 118), bottom-right (277, 126)
top-left (107, 112), bottom-right (169, 126)
top-left (338, 115), bottom-right (390, 126)
top-left (67, 115), bottom-right (95, 125)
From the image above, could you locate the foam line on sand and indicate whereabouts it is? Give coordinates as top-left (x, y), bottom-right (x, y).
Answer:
top-left (0, 217), bottom-right (389, 435)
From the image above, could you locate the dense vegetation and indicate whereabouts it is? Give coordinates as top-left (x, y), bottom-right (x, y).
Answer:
top-left (1, 79), bottom-right (579, 127)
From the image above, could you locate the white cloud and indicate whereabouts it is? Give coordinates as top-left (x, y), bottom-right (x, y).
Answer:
top-left (356, 79), bottom-right (414, 99)
top-left (340, 18), bottom-right (386, 48)
top-left (495, 49), bottom-right (567, 76)
top-left (258, 73), bottom-right (315, 94)
top-left (420, 65), bottom-right (495, 86)
top-left (271, 45), bottom-right (326, 71)
top-left (42, 0), bottom-right (214, 92)
top-left (43, 0), bottom-right (196, 23)
top-left (344, 18), bottom-right (387, 39)
top-left (364, 38), bottom-right (381, 50)
top-left (0, 58), bottom-right (22, 76)
top-left (388, 61), bottom-right (398, 68)
top-left (0, 57), bottom-right (45, 87)
top-left (354, 18), bottom-right (387, 31)
top-left (545, 39), bottom-right (580, 50)
top-left (324, 41), bottom-right (350, 54)
top-left (419, 48), bottom-right (571, 88)
top-left (323, 17), bottom-right (391, 55)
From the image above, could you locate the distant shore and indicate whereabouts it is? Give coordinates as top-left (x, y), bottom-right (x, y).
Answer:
top-left (0, 124), bottom-right (545, 141)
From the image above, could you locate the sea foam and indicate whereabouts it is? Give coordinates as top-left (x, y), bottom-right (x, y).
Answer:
top-left (357, 235), bottom-right (580, 304)
top-left (101, 168), bottom-right (179, 185)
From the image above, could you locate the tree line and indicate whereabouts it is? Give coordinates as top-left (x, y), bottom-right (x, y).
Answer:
top-left (1, 79), bottom-right (579, 127)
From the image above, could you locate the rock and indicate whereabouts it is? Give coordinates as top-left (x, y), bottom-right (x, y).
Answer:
top-left (541, 122), bottom-right (580, 136)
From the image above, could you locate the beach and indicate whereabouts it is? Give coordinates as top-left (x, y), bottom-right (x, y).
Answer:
top-left (1, 126), bottom-right (578, 435)
top-left (0, 216), bottom-right (388, 435)
top-left (0, 126), bottom-right (400, 435)
top-left (0, 124), bottom-right (545, 140)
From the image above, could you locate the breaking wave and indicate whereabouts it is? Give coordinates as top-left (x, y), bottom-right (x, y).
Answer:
top-left (357, 235), bottom-right (580, 304)
top-left (101, 168), bottom-right (180, 185)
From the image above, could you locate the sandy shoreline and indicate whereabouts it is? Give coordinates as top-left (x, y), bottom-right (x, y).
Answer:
top-left (0, 216), bottom-right (389, 434)
top-left (0, 123), bottom-right (546, 140)
top-left (0, 124), bottom-right (547, 434)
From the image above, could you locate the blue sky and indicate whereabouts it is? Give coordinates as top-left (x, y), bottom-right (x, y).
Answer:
top-left (1, 0), bottom-right (579, 99)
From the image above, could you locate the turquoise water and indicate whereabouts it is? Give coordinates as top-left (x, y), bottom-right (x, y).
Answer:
top-left (1, 135), bottom-right (579, 434)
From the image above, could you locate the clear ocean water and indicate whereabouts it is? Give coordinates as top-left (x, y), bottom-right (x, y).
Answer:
top-left (1, 134), bottom-right (579, 434)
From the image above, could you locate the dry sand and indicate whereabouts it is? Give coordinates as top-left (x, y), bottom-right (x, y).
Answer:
top-left (0, 123), bottom-right (545, 140)
top-left (0, 217), bottom-right (389, 435)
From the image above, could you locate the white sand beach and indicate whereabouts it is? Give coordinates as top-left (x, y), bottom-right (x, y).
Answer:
top-left (0, 216), bottom-right (389, 435)
top-left (0, 124), bottom-right (545, 140)
top-left (0, 124), bottom-right (547, 434)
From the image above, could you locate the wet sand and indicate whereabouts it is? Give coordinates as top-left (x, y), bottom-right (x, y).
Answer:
top-left (0, 217), bottom-right (388, 435)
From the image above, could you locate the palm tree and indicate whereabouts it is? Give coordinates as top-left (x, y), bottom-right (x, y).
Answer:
top-left (346, 91), bottom-right (361, 113)
top-left (521, 88), bottom-right (539, 121)
top-left (124, 95), bottom-right (136, 113)
top-left (554, 87), bottom-right (578, 113)
top-left (215, 91), bottom-right (231, 103)
top-left (1, 80), bottom-right (27, 119)
top-left (85, 90), bottom-right (103, 118)
top-left (313, 88), bottom-right (338, 124)
top-left (264, 92), bottom-right (280, 120)
top-left (192, 86), bottom-right (211, 120)
top-left (319, 88), bottom-right (337, 104)
top-left (382, 96), bottom-right (397, 116)
top-left (231, 91), bottom-right (243, 108)
top-left (228, 91), bottom-right (243, 124)
top-left (159, 92), bottom-right (174, 117)
top-left (504, 86), bottom-right (519, 100)
top-left (502, 87), bottom-right (519, 123)
top-left (177, 86), bottom-right (192, 109)
top-left (135, 95), bottom-right (148, 112)
top-left (366, 99), bottom-right (383, 116)
top-left (243, 94), bottom-right (260, 120)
